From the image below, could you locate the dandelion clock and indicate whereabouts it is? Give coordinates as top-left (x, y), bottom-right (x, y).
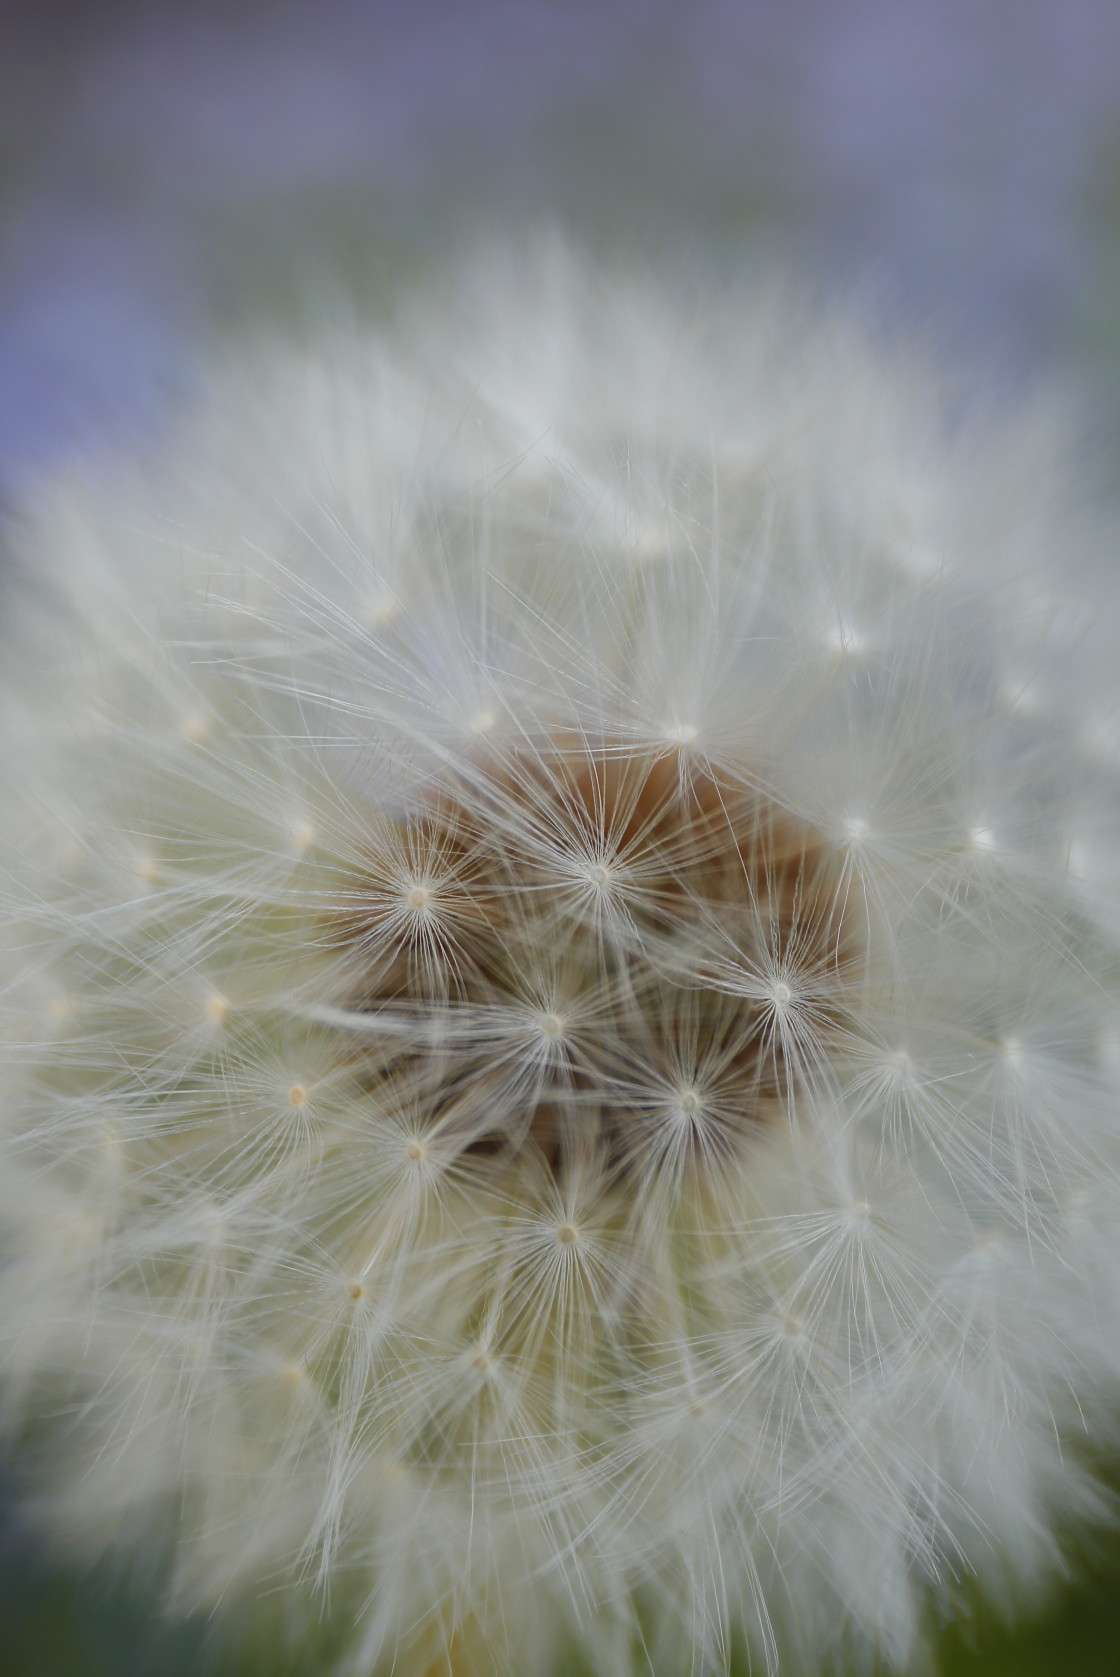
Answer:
top-left (4, 243), bottom-right (1120, 1676)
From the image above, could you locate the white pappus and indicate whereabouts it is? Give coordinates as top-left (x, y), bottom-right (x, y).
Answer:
top-left (3, 241), bottom-right (1120, 1676)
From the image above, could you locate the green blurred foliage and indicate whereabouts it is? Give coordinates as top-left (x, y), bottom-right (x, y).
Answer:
top-left (4, 1527), bottom-right (1120, 1677)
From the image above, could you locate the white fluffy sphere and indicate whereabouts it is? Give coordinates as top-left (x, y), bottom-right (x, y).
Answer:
top-left (3, 243), bottom-right (1120, 1675)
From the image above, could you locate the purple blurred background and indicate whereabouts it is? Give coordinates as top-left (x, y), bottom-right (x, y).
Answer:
top-left (2, 0), bottom-right (1120, 484)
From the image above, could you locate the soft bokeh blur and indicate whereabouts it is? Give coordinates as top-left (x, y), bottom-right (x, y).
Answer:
top-left (3, 2), bottom-right (1120, 1671)
top-left (5, 0), bottom-right (1120, 485)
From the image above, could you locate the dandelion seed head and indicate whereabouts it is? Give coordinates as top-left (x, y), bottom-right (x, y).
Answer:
top-left (4, 242), bottom-right (1120, 1677)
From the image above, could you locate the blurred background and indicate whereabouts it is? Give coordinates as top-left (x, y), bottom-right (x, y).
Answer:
top-left (3, 1), bottom-right (1120, 1672)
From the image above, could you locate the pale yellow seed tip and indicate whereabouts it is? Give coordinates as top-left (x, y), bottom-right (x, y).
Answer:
top-left (287, 1084), bottom-right (308, 1107)
top-left (291, 820), bottom-right (317, 855)
top-left (556, 1223), bottom-right (579, 1245)
top-left (364, 593), bottom-right (402, 629)
top-left (180, 711), bottom-right (212, 744)
top-left (204, 992), bottom-right (229, 1024)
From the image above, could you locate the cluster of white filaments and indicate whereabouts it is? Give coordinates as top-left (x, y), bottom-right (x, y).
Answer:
top-left (3, 245), bottom-right (1120, 1677)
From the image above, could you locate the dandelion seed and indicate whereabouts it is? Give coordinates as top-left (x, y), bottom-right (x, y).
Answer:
top-left (180, 710), bottom-right (212, 744)
top-left (362, 593), bottom-right (403, 630)
top-left (133, 851), bottom-right (159, 884)
top-left (204, 992), bottom-right (230, 1025)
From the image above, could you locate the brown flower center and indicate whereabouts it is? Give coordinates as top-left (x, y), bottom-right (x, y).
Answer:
top-left (331, 746), bottom-right (858, 1187)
